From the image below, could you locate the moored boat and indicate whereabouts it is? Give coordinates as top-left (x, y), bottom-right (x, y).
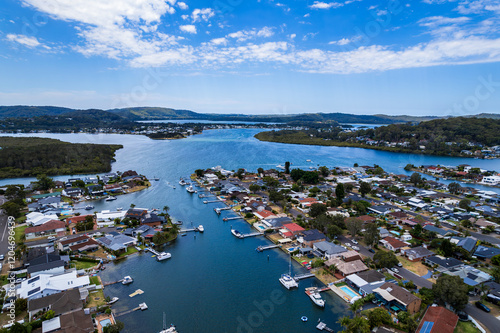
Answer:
top-left (122, 276), bottom-right (133, 285)
top-left (156, 252), bottom-right (172, 261)
top-left (197, 225), bottom-right (204, 232)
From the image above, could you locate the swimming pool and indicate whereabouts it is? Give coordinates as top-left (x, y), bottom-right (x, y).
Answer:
top-left (257, 225), bottom-right (266, 230)
top-left (340, 286), bottom-right (359, 298)
top-left (100, 319), bottom-right (112, 327)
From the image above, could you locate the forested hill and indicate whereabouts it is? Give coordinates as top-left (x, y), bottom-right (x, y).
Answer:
top-left (0, 137), bottom-right (123, 178)
top-left (255, 117), bottom-right (500, 157)
top-left (0, 105), bottom-right (76, 118)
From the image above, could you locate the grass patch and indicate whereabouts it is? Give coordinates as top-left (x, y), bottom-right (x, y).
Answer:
top-left (86, 289), bottom-right (107, 308)
top-left (14, 225), bottom-right (27, 243)
top-left (90, 276), bottom-right (101, 285)
top-left (70, 260), bottom-right (98, 270)
top-left (454, 320), bottom-right (480, 333)
top-left (0, 275), bottom-right (8, 286)
top-left (15, 216), bottom-right (27, 224)
top-left (397, 255), bottom-right (429, 276)
top-left (117, 246), bottom-right (138, 257)
top-left (0, 311), bottom-right (27, 327)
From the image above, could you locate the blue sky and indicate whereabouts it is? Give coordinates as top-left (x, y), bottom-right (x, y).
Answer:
top-left (1, 0), bottom-right (500, 115)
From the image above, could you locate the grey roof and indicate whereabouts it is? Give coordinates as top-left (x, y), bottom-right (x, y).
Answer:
top-left (423, 225), bottom-right (457, 236)
top-left (264, 216), bottom-right (292, 228)
top-left (96, 233), bottom-right (136, 251)
top-left (28, 289), bottom-right (82, 315)
top-left (27, 259), bottom-right (65, 274)
top-left (456, 237), bottom-right (477, 253)
top-left (404, 246), bottom-right (434, 259)
top-left (302, 229), bottom-right (326, 242)
top-left (313, 241), bottom-right (347, 255)
top-left (426, 255), bottom-right (463, 269)
top-left (474, 245), bottom-right (500, 259)
top-left (356, 269), bottom-right (385, 283)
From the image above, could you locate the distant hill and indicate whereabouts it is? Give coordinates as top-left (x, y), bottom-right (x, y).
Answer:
top-left (0, 105), bottom-right (498, 124)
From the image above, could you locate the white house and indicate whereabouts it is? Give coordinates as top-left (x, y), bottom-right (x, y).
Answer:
top-left (95, 210), bottom-right (127, 228)
top-left (17, 271), bottom-right (90, 300)
top-left (482, 176), bottom-right (500, 186)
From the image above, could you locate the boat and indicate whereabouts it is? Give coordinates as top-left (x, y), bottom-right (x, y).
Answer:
top-left (179, 178), bottom-right (187, 186)
top-left (85, 196), bottom-right (91, 200)
top-left (159, 312), bottom-right (178, 333)
top-left (181, 233), bottom-right (187, 236)
top-left (105, 196), bottom-right (117, 201)
top-left (231, 229), bottom-right (242, 238)
top-left (85, 205), bottom-right (94, 210)
top-left (279, 255), bottom-right (298, 289)
top-left (186, 185), bottom-right (196, 193)
top-left (173, 220), bottom-right (183, 225)
top-left (108, 297), bottom-right (119, 304)
top-left (139, 302), bottom-right (148, 310)
top-left (152, 176), bottom-right (159, 181)
top-left (197, 225), bottom-right (204, 233)
top-left (122, 276), bottom-right (133, 285)
top-left (306, 159), bottom-right (311, 162)
top-left (156, 252), bottom-right (172, 261)
top-left (305, 288), bottom-right (325, 307)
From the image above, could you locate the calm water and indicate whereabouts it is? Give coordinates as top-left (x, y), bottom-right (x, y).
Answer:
top-left (1, 129), bottom-right (500, 332)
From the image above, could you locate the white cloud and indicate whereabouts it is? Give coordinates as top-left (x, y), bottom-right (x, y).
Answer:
top-left (6, 33), bottom-right (45, 48)
top-left (192, 8), bottom-right (215, 22)
top-left (180, 25), bottom-right (197, 34)
top-left (329, 37), bottom-right (352, 45)
top-left (309, 1), bottom-right (343, 9)
top-left (227, 27), bottom-right (274, 42)
top-left (303, 13), bottom-right (310, 17)
top-left (376, 9), bottom-right (388, 16)
top-left (210, 37), bottom-right (227, 45)
top-left (177, 2), bottom-right (188, 10)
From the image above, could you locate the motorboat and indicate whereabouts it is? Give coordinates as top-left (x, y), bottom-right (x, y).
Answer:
top-left (122, 276), bottom-right (133, 285)
top-left (197, 225), bottom-right (204, 233)
top-left (186, 185), bottom-right (196, 193)
top-left (179, 178), bottom-right (187, 186)
top-left (279, 255), bottom-right (298, 289)
top-left (305, 289), bottom-right (325, 307)
top-left (156, 252), bottom-right (172, 261)
top-left (231, 229), bottom-right (242, 238)
top-left (85, 205), bottom-right (94, 210)
top-left (105, 196), bottom-right (117, 201)
top-left (108, 297), bottom-right (119, 304)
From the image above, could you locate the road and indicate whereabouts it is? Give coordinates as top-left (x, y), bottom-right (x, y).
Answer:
top-left (0, 195), bottom-right (9, 258)
top-left (336, 235), bottom-right (500, 332)
top-left (25, 226), bottom-right (119, 248)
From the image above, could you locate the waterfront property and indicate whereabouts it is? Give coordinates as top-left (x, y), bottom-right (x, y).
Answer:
top-left (373, 282), bottom-right (422, 314)
top-left (416, 306), bottom-right (459, 333)
top-left (345, 270), bottom-right (386, 296)
top-left (95, 232), bottom-right (137, 252)
top-left (17, 270), bottom-right (90, 300)
top-left (27, 289), bottom-right (83, 321)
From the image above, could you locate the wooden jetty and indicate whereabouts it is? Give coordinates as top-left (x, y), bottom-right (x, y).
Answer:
top-left (240, 232), bottom-right (264, 238)
top-left (129, 289), bottom-right (144, 297)
top-left (294, 273), bottom-right (315, 281)
top-left (214, 206), bottom-right (232, 214)
top-left (179, 228), bottom-right (197, 232)
top-left (103, 279), bottom-right (124, 286)
top-left (256, 244), bottom-right (280, 252)
top-left (114, 303), bottom-right (148, 317)
top-left (316, 322), bottom-right (334, 332)
top-left (223, 216), bottom-right (243, 221)
top-left (203, 199), bottom-right (222, 204)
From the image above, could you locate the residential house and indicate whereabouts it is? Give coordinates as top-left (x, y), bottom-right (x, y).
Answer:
top-left (95, 210), bottom-right (127, 228)
top-left (126, 208), bottom-right (148, 220)
top-left (380, 236), bottom-right (408, 252)
top-left (313, 241), bottom-right (348, 259)
top-left (450, 236), bottom-right (477, 254)
top-left (262, 216), bottom-right (292, 229)
top-left (24, 220), bottom-right (66, 239)
top-left (373, 282), bottom-right (421, 314)
top-left (26, 212), bottom-right (60, 227)
top-left (141, 212), bottom-right (164, 227)
top-left (474, 245), bottom-right (500, 260)
top-left (402, 246), bottom-right (434, 262)
top-left (300, 229), bottom-right (327, 247)
top-left (66, 214), bottom-right (93, 226)
top-left (445, 265), bottom-right (492, 286)
top-left (325, 257), bottom-right (368, 277)
top-left (368, 205), bottom-right (398, 215)
top-left (346, 270), bottom-right (386, 296)
top-left (58, 235), bottom-right (99, 253)
top-left (27, 289), bottom-right (83, 321)
top-left (61, 188), bottom-right (83, 198)
top-left (42, 309), bottom-right (94, 333)
top-left (95, 232), bottom-right (136, 252)
top-left (423, 225), bottom-right (458, 238)
top-left (474, 218), bottom-right (497, 230)
top-left (253, 210), bottom-right (276, 220)
top-left (416, 306), bottom-right (459, 333)
top-left (379, 228), bottom-right (390, 239)
top-left (26, 253), bottom-right (65, 278)
top-left (17, 271), bottom-right (90, 300)
top-left (342, 250), bottom-right (362, 262)
top-left (281, 223), bottom-right (305, 238)
top-left (424, 255), bottom-right (463, 272)
top-left (357, 215), bottom-right (377, 224)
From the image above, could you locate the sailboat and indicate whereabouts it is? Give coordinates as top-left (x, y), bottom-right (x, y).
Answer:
top-left (279, 255), bottom-right (298, 289)
top-left (159, 312), bottom-right (178, 333)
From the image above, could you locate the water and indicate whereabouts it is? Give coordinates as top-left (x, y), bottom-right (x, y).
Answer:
top-left (1, 129), bottom-right (500, 332)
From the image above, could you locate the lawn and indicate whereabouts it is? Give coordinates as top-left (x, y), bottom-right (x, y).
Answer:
top-left (117, 246), bottom-right (138, 257)
top-left (454, 320), bottom-right (480, 333)
top-left (397, 255), bottom-right (429, 276)
top-left (90, 276), bottom-right (101, 285)
top-left (86, 289), bottom-right (107, 308)
top-left (70, 260), bottom-right (99, 270)
top-left (14, 225), bottom-right (27, 243)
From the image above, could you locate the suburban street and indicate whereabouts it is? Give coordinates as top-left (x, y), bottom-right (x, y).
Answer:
top-left (336, 234), bottom-right (500, 333)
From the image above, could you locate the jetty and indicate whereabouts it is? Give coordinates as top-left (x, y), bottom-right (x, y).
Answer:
top-left (114, 303), bottom-right (148, 317)
top-left (294, 273), bottom-right (315, 281)
top-left (180, 228), bottom-right (197, 233)
top-left (256, 244), bottom-right (280, 252)
top-left (316, 322), bottom-right (334, 332)
top-left (214, 206), bottom-right (232, 214)
top-left (103, 279), bottom-right (124, 286)
top-left (204, 200), bottom-right (222, 204)
top-left (223, 216), bottom-right (243, 221)
top-left (239, 232), bottom-right (264, 238)
top-left (146, 248), bottom-right (161, 256)
top-left (129, 289), bottom-right (144, 297)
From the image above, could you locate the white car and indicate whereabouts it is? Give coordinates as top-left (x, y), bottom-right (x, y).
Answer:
top-left (0, 254), bottom-right (4, 260)
top-left (47, 236), bottom-right (56, 240)
top-left (345, 243), bottom-right (351, 247)
top-left (59, 237), bottom-right (67, 241)
top-left (352, 239), bottom-right (358, 244)
top-left (391, 267), bottom-right (399, 273)
top-left (352, 246), bottom-right (360, 251)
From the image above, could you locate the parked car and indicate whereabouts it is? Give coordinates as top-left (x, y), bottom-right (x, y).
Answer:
top-left (397, 262), bottom-right (403, 267)
top-left (59, 237), bottom-right (67, 241)
top-left (475, 301), bottom-right (491, 313)
top-left (391, 267), bottom-right (399, 273)
top-left (47, 236), bottom-right (56, 240)
top-left (0, 254), bottom-right (4, 260)
top-left (351, 239), bottom-right (358, 244)
top-left (368, 249), bottom-right (376, 253)
top-left (456, 310), bottom-right (469, 321)
top-left (345, 243), bottom-right (351, 247)
top-left (352, 246), bottom-right (360, 251)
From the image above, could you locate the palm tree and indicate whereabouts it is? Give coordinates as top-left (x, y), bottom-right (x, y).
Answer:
top-left (349, 300), bottom-right (363, 317)
top-left (163, 205), bottom-right (170, 217)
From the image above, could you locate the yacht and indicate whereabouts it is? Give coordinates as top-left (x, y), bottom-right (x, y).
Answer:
top-left (159, 313), bottom-right (178, 333)
top-left (305, 289), bottom-right (325, 308)
top-left (105, 196), bottom-right (117, 201)
top-left (186, 185), bottom-right (196, 193)
top-left (156, 252), bottom-right (172, 261)
top-left (85, 205), bottom-right (94, 210)
top-left (152, 176), bottom-right (160, 181)
top-left (122, 276), bottom-right (133, 285)
top-left (108, 297), bottom-right (119, 304)
top-left (197, 225), bottom-right (204, 233)
top-left (179, 178), bottom-right (187, 186)
top-left (279, 255), bottom-right (298, 289)
top-left (231, 229), bottom-right (242, 238)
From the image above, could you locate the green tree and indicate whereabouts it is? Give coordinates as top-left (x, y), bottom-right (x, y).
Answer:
top-left (35, 174), bottom-right (55, 191)
top-left (309, 203), bottom-right (327, 217)
top-left (492, 254), bottom-right (500, 266)
top-left (448, 182), bottom-right (461, 194)
top-left (440, 239), bottom-right (455, 257)
top-left (269, 190), bottom-right (284, 203)
top-left (364, 223), bottom-right (379, 248)
top-left (318, 166), bottom-right (330, 177)
top-left (9, 323), bottom-right (27, 333)
top-left (73, 180), bottom-right (86, 188)
top-left (326, 224), bottom-right (343, 239)
top-left (367, 307), bottom-right (391, 329)
top-left (346, 217), bottom-right (363, 237)
top-left (195, 169), bottom-right (204, 177)
top-left (459, 198), bottom-right (471, 210)
top-left (257, 167), bottom-right (264, 175)
top-left (404, 164), bottom-right (414, 171)
top-left (338, 316), bottom-right (370, 333)
top-left (359, 182), bottom-right (371, 197)
top-left (335, 183), bottom-right (345, 206)
top-left (373, 251), bottom-right (398, 268)
top-left (249, 184), bottom-right (260, 193)
top-left (411, 223), bottom-right (423, 238)
top-left (14, 298), bottom-right (27, 316)
top-left (432, 275), bottom-right (469, 310)
top-left (410, 172), bottom-right (422, 186)
top-left (263, 176), bottom-right (279, 188)
top-left (103, 321), bottom-right (125, 333)
top-left (1, 201), bottom-right (23, 218)
top-left (284, 161), bottom-right (290, 174)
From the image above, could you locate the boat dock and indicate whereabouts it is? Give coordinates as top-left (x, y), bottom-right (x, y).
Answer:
top-left (146, 248), bottom-right (161, 256)
top-left (294, 273), bottom-right (315, 281)
top-left (103, 279), bottom-right (124, 286)
top-left (239, 232), bottom-right (264, 238)
top-left (179, 228), bottom-right (197, 232)
top-left (223, 216), bottom-right (243, 221)
top-left (256, 244), bottom-right (280, 252)
top-left (204, 200), bottom-right (222, 204)
top-left (114, 303), bottom-right (148, 317)
top-left (214, 206), bottom-right (232, 214)
top-left (316, 322), bottom-right (334, 332)
top-left (129, 289), bottom-right (144, 297)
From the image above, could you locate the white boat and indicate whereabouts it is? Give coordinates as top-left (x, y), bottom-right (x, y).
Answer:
top-left (156, 252), bottom-right (172, 261)
top-left (179, 178), bottom-right (187, 186)
top-left (306, 159), bottom-right (311, 162)
top-left (197, 225), bottom-right (204, 233)
top-left (152, 177), bottom-right (159, 181)
top-left (139, 302), bottom-right (148, 310)
top-left (85, 205), bottom-right (94, 210)
top-left (231, 229), bottom-right (242, 238)
top-left (108, 297), bottom-right (119, 304)
top-left (159, 312), bottom-right (178, 333)
top-left (116, 207), bottom-right (123, 211)
top-left (122, 276), bottom-right (133, 285)
top-left (279, 255), bottom-right (298, 289)
top-left (186, 185), bottom-right (196, 193)
top-left (306, 290), bottom-right (325, 307)
top-left (105, 196), bottom-right (117, 201)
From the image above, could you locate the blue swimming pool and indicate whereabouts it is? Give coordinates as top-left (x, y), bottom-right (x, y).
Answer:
top-left (100, 319), bottom-right (112, 327)
top-left (257, 225), bottom-right (266, 230)
top-left (340, 286), bottom-right (359, 298)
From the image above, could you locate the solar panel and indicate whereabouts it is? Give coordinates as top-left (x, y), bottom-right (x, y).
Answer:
top-left (419, 321), bottom-right (434, 333)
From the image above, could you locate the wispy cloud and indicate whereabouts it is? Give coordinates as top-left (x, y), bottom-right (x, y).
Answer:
top-left (5, 33), bottom-right (45, 48)
top-left (180, 25), bottom-right (197, 34)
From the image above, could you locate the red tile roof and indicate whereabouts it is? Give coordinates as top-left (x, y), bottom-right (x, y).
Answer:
top-left (283, 223), bottom-right (305, 233)
top-left (383, 236), bottom-right (408, 249)
top-left (416, 306), bottom-right (458, 333)
top-left (66, 215), bottom-right (93, 225)
top-left (254, 210), bottom-right (275, 219)
top-left (25, 220), bottom-right (66, 234)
